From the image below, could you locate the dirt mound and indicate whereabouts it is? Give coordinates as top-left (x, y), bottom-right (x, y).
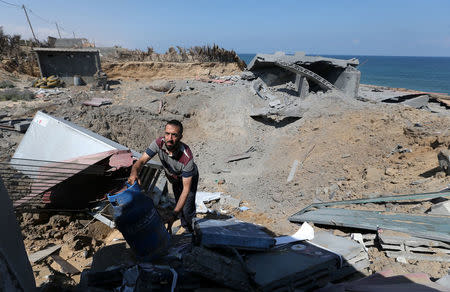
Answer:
top-left (103, 61), bottom-right (242, 80)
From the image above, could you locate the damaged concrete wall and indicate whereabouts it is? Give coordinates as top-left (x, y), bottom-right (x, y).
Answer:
top-left (0, 177), bottom-right (36, 291)
top-left (33, 48), bottom-right (101, 85)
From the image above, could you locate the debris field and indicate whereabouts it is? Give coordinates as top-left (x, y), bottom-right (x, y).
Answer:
top-left (0, 50), bottom-right (449, 291)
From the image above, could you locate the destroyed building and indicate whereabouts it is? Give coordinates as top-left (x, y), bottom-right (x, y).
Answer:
top-left (33, 48), bottom-right (101, 85)
top-left (247, 51), bottom-right (361, 98)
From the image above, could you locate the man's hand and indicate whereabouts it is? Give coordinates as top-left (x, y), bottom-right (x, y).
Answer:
top-left (127, 174), bottom-right (140, 185)
top-left (128, 153), bottom-right (151, 186)
top-left (166, 210), bottom-right (179, 234)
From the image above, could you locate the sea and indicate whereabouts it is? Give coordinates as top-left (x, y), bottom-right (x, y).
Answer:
top-left (238, 54), bottom-right (450, 95)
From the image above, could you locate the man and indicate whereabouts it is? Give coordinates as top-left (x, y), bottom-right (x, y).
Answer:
top-left (128, 120), bottom-right (198, 233)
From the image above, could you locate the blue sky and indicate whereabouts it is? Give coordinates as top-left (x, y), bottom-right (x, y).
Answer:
top-left (1, 0), bottom-right (450, 56)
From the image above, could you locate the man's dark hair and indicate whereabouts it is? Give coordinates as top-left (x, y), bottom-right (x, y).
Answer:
top-left (166, 120), bottom-right (183, 135)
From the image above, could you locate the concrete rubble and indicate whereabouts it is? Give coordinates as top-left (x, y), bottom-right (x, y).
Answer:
top-left (244, 52), bottom-right (362, 121)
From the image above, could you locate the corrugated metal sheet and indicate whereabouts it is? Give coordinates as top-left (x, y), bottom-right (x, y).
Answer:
top-left (12, 111), bottom-right (161, 168)
top-left (290, 208), bottom-right (450, 242)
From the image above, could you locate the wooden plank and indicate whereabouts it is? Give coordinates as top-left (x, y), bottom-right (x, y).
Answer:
top-left (50, 254), bottom-right (80, 274)
top-left (290, 208), bottom-right (450, 242)
top-left (28, 244), bottom-right (61, 264)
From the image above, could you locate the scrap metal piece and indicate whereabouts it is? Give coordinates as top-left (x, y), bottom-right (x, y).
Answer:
top-left (290, 190), bottom-right (450, 218)
top-left (193, 218), bottom-right (275, 250)
top-left (290, 208), bottom-right (450, 242)
top-left (246, 241), bottom-right (340, 291)
top-left (12, 111), bottom-right (158, 164)
top-left (28, 245), bottom-right (61, 264)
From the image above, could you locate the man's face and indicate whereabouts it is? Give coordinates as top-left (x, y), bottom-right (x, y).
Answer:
top-left (164, 124), bottom-right (182, 151)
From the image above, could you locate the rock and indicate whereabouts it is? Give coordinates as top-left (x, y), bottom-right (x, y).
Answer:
top-left (271, 194), bottom-right (284, 203)
top-left (410, 179), bottom-right (427, 185)
top-left (435, 171), bottom-right (447, 179)
top-left (328, 184), bottom-right (339, 199)
top-left (385, 167), bottom-right (396, 177)
top-left (148, 80), bottom-right (174, 92)
top-left (33, 213), bottom-right (50, 224)
top-left (240, 71), bottom-right (256, 81)
top-left (69, 235), bottom-right (92, 251)
top-left (49, 215), bottom-right (70, 228)
top-left (62, 233), bottom-right (74, 243)
top-left (211, 167), bottom-right (222, 174)
top-left (87, 221), bottom-right (112, 241)
top-left (438, 149), bottom-right (450, 175)
top-left (220, 195), bottom-right (241, 209)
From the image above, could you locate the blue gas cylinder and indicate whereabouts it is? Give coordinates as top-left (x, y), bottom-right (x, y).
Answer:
top-left (107, 182), bottom-right (170, 259)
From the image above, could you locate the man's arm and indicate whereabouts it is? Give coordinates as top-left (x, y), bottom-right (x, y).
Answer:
top-left (174, 176), bottom-right (192, 213)
top-left (128, 152), bottom-right (151, 185)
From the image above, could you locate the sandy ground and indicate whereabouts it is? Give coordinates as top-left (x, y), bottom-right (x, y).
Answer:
top-left (1, 64), bottom-right (449, 287)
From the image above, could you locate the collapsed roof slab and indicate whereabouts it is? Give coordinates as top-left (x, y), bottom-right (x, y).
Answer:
top-left (248, 52), bottom-right (361, 98)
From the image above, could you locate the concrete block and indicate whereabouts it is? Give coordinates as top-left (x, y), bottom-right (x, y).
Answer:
top-left (334, 66), bottom-right (361, 98)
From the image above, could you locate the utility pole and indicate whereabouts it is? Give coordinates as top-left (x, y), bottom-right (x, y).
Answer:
top-left (22, 5), bottom-right (38, 43)
top-left (55, 22), bottom-right (62, 38)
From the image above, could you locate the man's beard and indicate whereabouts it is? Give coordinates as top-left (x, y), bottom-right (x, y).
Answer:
top-left (165, 141), bottom-right (179, 151)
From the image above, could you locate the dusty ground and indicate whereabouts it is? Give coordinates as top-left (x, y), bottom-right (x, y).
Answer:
top-left (1, 63), bottom-right (449, 287)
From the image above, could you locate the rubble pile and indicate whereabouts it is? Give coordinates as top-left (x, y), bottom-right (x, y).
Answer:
top-left (0, 51), bottom-right (449, 290)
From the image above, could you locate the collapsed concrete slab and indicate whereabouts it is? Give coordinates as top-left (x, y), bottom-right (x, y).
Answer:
top-left (247, 52), bottom-right (360, 98)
